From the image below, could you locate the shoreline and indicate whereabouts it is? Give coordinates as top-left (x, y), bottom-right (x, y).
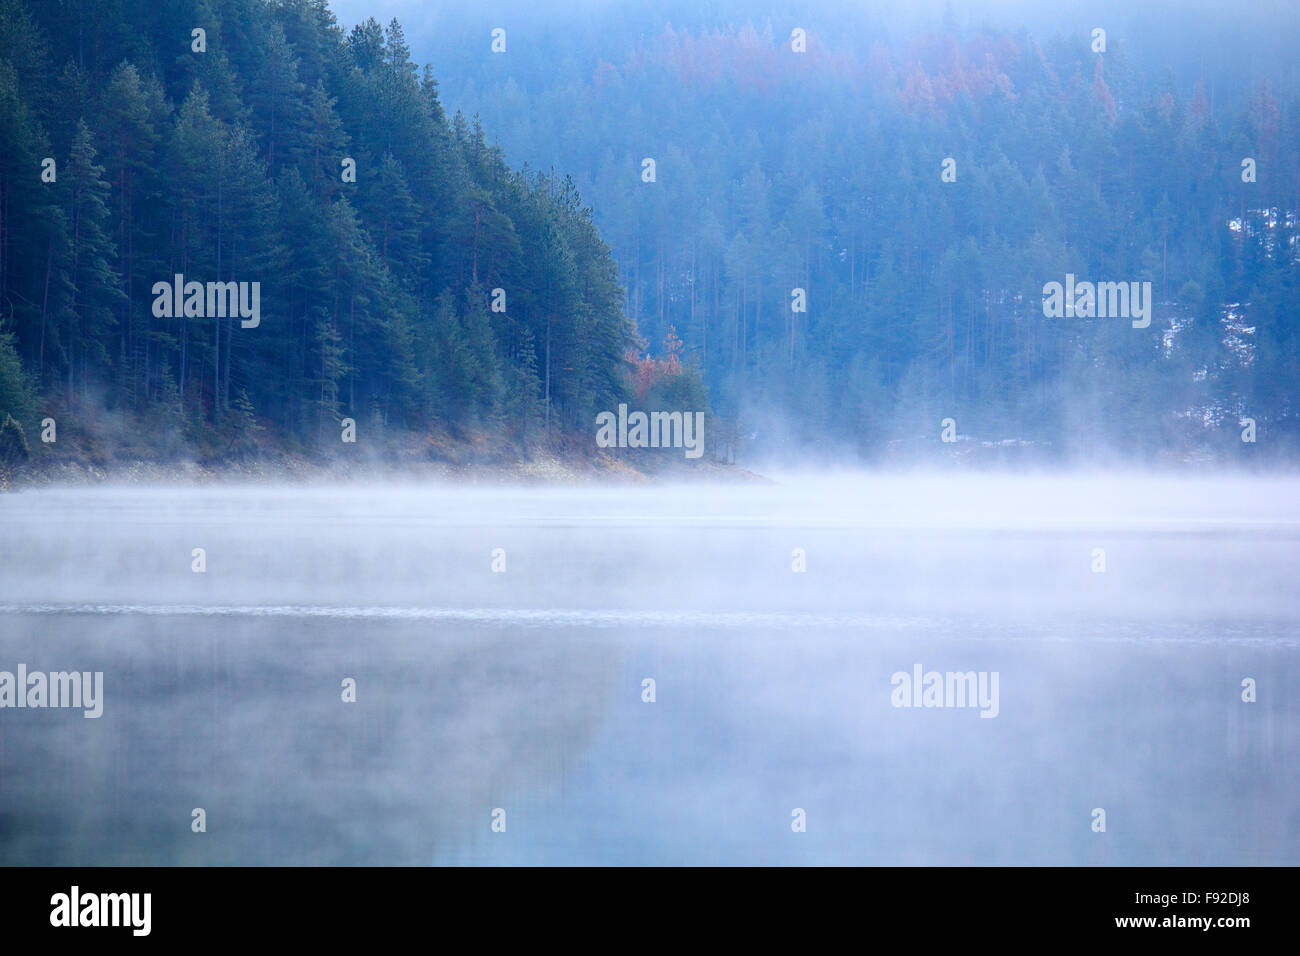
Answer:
top-left (0, 450), bottom-right (770, 491)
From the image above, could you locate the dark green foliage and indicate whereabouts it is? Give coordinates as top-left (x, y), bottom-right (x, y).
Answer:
top-left (0, 0), bottom-right (638, 457)
top-left (0, 327), bottom-right (35, 427)
top-left (0, 412), bottom-right (29, 466)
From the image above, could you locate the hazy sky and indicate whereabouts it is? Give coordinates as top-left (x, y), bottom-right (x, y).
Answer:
top-left (323, 0), bottom-right (1299, 92)
top-left (326, 0), bottom-right (1297, 32)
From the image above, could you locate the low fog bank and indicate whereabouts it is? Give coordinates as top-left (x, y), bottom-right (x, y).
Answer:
top-left (2, 471), bottom-right (1298, 623)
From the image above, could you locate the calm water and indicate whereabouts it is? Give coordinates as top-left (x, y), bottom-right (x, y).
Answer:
top-left (0, 474), bottom-right (1296, 864)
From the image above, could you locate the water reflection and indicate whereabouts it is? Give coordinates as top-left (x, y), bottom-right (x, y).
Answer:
top-left (0, 477), bottom-right (1296, 864)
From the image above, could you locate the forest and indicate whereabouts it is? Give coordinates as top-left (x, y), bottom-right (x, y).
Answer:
top-left (424, 0), bottom-right (1300, 463)
top-left (1, 0), bottom-right (1297, 472)
top-left (0, 0), bottom-right (703, 473)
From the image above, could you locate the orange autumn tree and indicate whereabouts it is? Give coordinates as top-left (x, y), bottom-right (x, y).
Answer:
top-left (625, 326), bottom-right (710, 423)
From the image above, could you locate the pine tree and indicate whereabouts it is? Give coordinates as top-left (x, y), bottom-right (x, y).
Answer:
top-left (97, 61), bottom-right (165, 406)
top-left (62, 118), bottom-right (123, 404)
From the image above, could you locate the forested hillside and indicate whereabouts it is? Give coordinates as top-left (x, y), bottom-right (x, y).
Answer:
top-left (2, 0), bottom-right (1296, 473)
top-left (0, 0), bottom-right (690, 471)
top-left (423, 0), bottom-right (1300, 463)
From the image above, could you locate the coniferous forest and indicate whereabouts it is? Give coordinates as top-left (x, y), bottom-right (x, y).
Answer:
top-left (0, 0), bottom-right (685, 473)
top-left (0, 0), bottom-right (1297, 472)
top-left (427, 0), bottom-right (1299, 464)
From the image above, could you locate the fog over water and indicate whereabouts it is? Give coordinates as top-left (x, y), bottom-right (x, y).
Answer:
top-left (0, 474), bottom-right (1296, 864)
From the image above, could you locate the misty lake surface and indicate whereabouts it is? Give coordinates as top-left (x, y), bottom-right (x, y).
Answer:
top-left (1, 473), bottom-right (1297, 865)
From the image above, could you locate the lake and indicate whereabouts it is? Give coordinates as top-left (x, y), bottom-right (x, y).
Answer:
top-left (0, 473), bottom-right (1296, 864)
